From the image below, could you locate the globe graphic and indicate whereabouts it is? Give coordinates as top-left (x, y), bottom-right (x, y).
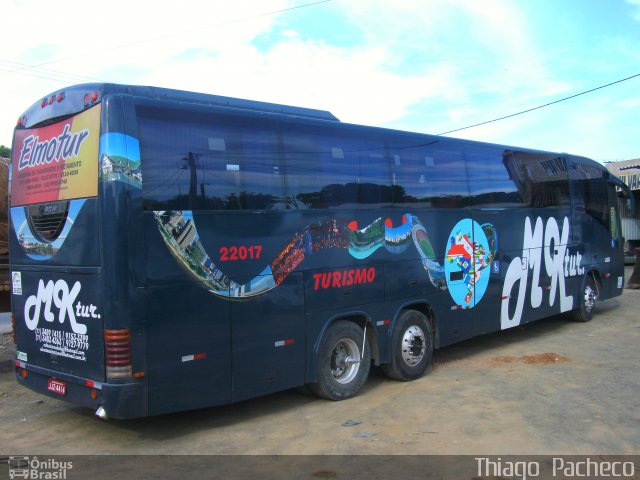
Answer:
top-left (444, 218), bottom-right (491, 307)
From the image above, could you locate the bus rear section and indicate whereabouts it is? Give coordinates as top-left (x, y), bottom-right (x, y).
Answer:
top-left (10, 86), bottom-right (145, 419)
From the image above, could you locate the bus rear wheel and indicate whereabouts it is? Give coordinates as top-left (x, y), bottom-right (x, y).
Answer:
top-left (382, 309), bottom-right (433, 381)
top-left (572, 275), bottom-right (598, 322)
top-left (309, 320), bottom-right (371, 400)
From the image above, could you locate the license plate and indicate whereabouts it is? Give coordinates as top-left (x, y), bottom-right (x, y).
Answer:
top-left (47, 378), bottom-right (66, 396)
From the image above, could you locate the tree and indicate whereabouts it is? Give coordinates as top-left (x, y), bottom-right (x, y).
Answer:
top-left (0, 145), bottom-right (9, 158)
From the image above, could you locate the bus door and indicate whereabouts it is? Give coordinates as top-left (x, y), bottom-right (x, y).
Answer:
top-left (569, 158), bottom-right (625, 296)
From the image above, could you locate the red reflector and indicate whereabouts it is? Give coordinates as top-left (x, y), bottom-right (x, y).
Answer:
top-left (11, 314), bottom-right (16, 344)
top-left (284, 339), bottom-right (295, 346)
top-left (194, 352), bottom-right (207, 360)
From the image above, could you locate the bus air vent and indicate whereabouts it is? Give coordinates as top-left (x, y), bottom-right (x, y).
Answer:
top-left (25, 201), bottom-right (70, 243)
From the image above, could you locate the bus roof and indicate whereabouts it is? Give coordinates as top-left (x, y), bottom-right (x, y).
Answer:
top-left (18, 83), bottom-right (340, 129)
top-left (16, 83), bottom-right (606, 173)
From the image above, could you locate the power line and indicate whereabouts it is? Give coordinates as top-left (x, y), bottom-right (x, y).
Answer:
top-left (436, 72), bottom-right (640, 136)
top-left (1, 0), bottom-right (333, 79)
top-left (0, 60), bottom-right (101, 84)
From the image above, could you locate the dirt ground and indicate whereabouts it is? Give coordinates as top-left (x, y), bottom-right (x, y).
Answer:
top-left (0, 272), bottom-right (638, 457)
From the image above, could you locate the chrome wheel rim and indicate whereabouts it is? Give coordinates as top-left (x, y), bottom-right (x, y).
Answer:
top-left (584, 284), bottom-right (597, 313)
top-left (401, 325), bottom-right (426, 367)
top-left (331, 338), bottom-right (360, 384)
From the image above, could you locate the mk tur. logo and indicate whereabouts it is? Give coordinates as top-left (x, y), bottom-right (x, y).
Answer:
top-left (24, 279), bottom-right (100, 335)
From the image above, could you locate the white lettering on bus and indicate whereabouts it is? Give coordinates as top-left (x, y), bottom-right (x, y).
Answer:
top-left (24, 279), bottom-right (99, 334)
top-left (501, 217), bottom-right (583, 329)
top-left (18, 124), bottom-right (90, 171)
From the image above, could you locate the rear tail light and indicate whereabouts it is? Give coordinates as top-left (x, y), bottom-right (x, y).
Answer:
top-left (84, 90), bottom-right (99, 107)
top-left (104, 329), bottom-right (132, 379)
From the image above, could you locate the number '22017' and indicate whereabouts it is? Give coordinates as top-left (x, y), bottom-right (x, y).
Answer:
top-left (219, 245), bottom-right (262, 261)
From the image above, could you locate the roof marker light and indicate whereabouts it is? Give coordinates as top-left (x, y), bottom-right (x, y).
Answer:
top-left (57, 92), bottom-right (65, 103)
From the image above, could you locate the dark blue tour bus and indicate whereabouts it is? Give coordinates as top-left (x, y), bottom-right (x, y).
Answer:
top-left (9, 83), bottom-right (632, 419)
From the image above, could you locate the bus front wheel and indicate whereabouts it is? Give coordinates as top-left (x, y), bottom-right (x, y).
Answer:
top-left (572, 275), bottom-right (598, 322)
top-left (309, 320), bottom-right (371, 400)
top-left (382, 310), bottom-right (433, 381)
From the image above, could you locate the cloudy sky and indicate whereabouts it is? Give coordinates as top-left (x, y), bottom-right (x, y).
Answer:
top-left (2, 0), bottom-right (639, 162)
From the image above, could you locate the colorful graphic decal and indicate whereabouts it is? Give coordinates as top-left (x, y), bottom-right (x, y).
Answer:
top-left (445, 219), bottom-right (498, 308)
top-left (99, 132), bottom-right (142, 187)
top-left (11, 200), bottom-right (87, 260)
top-left (155, 211), bottom-right (452, 300)
top-left (11, 105), bottom-right (101, 207)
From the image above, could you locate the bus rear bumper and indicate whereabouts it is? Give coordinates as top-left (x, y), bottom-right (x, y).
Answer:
top-left (15, 362), bottom-right (147, 420)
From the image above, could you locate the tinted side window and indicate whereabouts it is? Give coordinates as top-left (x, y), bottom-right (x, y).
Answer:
top-left (282, 124), bottom-right (392, 209)
top-left (390, 141), bottom-right (469, 208)
top-left (138, 104), bottom-right (282, 210)
top-left (467, 146), bottom-right (526, 208)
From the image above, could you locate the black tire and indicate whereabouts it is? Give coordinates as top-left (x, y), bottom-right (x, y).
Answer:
top-left (572, 275), bottom-right (598, 322)
top-left (382, 309), bottom-right (433, 381)
top-left (309, 320), bottom-right (371, 401)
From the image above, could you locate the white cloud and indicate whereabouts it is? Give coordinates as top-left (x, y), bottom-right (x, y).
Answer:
top-left (627, 0), bottom-right (640, 21)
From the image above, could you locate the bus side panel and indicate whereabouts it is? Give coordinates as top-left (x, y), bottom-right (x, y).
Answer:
top-left (474, 209), bottom-right (573, 333)
top-left (145, 284), bottom-right (232, 415)
top-left (230, 272), bottom-right (305, 402)
top-left (142, 214), bottom-right (232, 414)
